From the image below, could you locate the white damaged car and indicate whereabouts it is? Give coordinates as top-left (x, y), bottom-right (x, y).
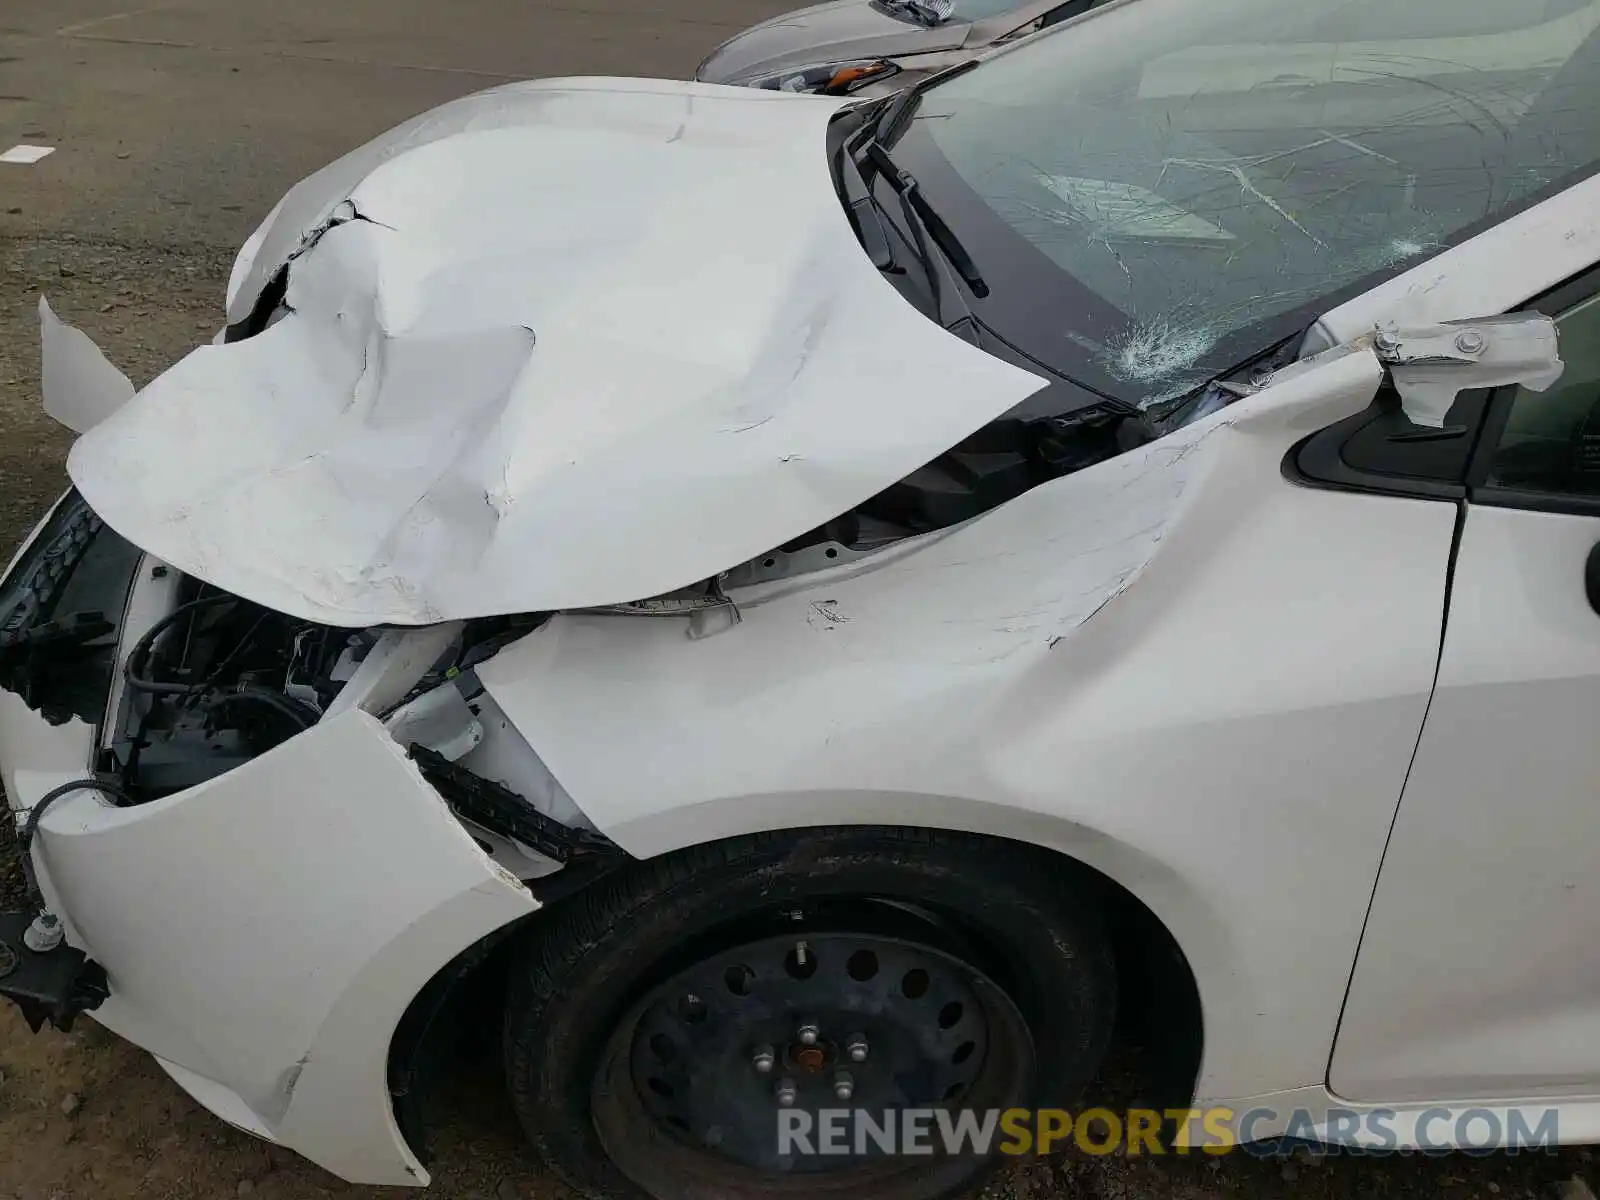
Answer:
top-left (6, 0), bottom-right (1600, 1195)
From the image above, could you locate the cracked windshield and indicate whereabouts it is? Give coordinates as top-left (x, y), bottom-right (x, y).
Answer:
top-left (919, 0), bottom-right (1600, 408)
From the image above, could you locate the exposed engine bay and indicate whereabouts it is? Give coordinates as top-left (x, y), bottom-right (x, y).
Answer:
top-left (0, 499), bottom-right (613, 883)
top-left (103, 581), bottom-right (533, 799)
top-left (102, 578), bottom-right (613, 871)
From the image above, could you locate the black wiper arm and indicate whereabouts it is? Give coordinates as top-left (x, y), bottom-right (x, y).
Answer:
top-left (869, 58), bottom-right (979, 149)
top-left (864, 142), bottom-right (989, 298)
top-left (834, 140), bottom-right (894, 270)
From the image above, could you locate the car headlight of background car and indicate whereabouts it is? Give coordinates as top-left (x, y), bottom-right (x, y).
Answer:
top-left (737, 58), bottom-right (901, 94)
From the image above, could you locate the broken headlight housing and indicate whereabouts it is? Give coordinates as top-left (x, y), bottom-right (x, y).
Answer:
top-left (744, 59), bottom-right (902, 95)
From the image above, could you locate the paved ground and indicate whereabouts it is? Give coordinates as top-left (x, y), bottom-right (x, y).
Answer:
top-left (0, 2), bottom-right (1596, 1197)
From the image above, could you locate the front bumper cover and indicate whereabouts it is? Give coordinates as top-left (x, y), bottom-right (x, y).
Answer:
top-left (0, 496), bottom-right (540, 1186)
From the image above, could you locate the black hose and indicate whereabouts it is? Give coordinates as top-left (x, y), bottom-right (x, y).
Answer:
top-left (176, 610), bottom-right (273, 714)
top-left (18, 777), bottom-right (134, 857)
top-left (123, 593), bottom-right (237, 695)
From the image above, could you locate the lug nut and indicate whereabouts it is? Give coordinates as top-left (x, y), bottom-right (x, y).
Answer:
top-left (796, 1023), bottom-right (820, 1046)
top-left (1455, 329), bottom-right (1486, 355)
top-left (775, 1078), bottom-right (798, 1107)
top-left (846, 1034), bottom-right (868, 1063)
top-left (752, 1044), bottom-right (775, 1074)
top-left (833, 1071), bottom-right (855, 1102)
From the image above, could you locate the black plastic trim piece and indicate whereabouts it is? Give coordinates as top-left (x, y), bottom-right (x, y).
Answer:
top-left (408, 746), bottom-right (621, 865)
top-left (1464, 389), bottom-right (1518, 490)
top-left (0, 912), bottom-right (110, 1033)
top-left (0, 492), bottom-right (141, 726)
top-left (1283, 392), bottom-right (1477, 502)
top-left (0, 494), bottom-right (102, 649)
top-left (1285, 432), bottom-right (1466, 500)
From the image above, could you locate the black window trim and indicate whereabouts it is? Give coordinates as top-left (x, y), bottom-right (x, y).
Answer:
top-left (1283, 390), bottom-right (1484, 503)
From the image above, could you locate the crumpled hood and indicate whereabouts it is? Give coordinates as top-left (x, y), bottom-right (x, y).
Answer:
top-left (65, 77), bottom-right (1046, 626)
top-left (695, 0), bottom-right (967, 84)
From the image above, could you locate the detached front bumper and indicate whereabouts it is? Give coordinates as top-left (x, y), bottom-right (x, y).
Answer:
top-left (0, 494), bottom-right (538, 1186)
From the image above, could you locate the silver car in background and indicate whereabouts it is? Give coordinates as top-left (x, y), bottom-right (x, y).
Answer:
top-left (695, 0), bottom-right (1101, 94)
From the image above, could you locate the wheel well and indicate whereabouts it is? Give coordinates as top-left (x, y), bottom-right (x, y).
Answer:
top-left (1088, 855), bottom-right (1206, 1117)
top-left (925, 830), bottom-right (1206, 1118)
top-left (387, 827), bottom-right (1203, 1160)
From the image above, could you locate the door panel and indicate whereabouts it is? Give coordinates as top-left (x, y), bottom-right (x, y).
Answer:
top-left (1331, 505), bottom-right (1600, 1100)
top-left (1330, 290), bottom-right (1600, 1102)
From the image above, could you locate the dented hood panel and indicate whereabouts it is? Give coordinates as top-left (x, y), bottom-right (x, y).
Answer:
top-left (65, 77), bottom-right (1048, 626)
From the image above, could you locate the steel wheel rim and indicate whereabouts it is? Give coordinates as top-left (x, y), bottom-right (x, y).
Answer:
top-left (590, 908), bottom-right (1035, 1196)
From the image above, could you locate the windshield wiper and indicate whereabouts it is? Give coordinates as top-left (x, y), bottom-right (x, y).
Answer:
top-left (843, 62), bottom-right (989, 299)
top-left (834, 139), bottom-right (894, 270)
top-left (867, 58), bottom-right (978, 149)
top-left (863, 141), bottom-right (989, 299)
top-left (832, 61), bottom-right (972, 274)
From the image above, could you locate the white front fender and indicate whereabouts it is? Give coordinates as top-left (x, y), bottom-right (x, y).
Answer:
top-left (476, 346), bottom-right (1448, 1105)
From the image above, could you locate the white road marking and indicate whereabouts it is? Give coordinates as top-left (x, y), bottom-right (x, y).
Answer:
top-left (56, 4), bottom-right (182, 37)
top-left (0, 144), bottom-right (56, 164)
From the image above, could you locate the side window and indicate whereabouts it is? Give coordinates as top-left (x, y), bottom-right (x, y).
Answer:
top-left (1481, 293), bottom-right (1600, 499)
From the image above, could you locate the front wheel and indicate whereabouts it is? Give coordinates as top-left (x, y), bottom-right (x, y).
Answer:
top-left (503, 827), bottom-right (1116, 1200)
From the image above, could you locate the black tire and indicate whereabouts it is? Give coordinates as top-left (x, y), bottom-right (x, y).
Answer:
top-left (503, 826), bottom-right (1116, 1200)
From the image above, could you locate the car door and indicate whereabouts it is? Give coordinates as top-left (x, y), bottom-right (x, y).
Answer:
top-left (1330, 270), bottom-right (1600, 1103)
